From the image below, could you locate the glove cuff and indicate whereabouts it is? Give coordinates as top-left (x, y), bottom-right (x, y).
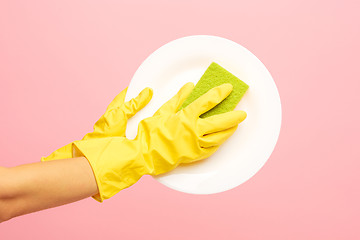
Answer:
top-left (72, 137), bottom-right (148, 202)
top-left (41, 143), bottom-right (75, 162)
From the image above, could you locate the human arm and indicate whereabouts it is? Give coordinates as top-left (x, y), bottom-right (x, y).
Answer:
top-left (0, 83), bottom-right (247, 221)
top-left (0, 157), bottom-right (98, 223)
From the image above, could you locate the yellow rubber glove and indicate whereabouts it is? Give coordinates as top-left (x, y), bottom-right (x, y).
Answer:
top-left (72, 83), bottom-right (247, 202)
top-left (41, 87), bottom-right (153, 161)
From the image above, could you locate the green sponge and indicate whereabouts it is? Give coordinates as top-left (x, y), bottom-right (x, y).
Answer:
top-left (179, 62), bottom-right (249, 118)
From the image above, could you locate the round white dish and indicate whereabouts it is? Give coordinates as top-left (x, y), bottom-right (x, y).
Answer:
top-left (125, 35), bottom-right (282, 194)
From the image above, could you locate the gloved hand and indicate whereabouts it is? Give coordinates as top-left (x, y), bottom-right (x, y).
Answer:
top-left (72, 83), bottom-right (247, 202)
top-left (41, 87), bottom-right (153, 161)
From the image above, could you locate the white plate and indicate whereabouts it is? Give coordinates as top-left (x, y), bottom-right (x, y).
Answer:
top-left (125, 35), bottom-right (282, 194)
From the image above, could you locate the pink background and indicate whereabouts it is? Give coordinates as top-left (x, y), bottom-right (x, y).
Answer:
top-left (1, 0), bottom-right (359, 239)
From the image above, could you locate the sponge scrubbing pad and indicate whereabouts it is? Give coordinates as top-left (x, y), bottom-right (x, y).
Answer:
top-left (179, 62), bottom-right (249, 118)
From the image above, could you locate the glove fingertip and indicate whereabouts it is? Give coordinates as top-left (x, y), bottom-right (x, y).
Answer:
top-left (137, 87), bottom-right (153, 107)
top-left (232, 110), bottom-right (247, 123)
